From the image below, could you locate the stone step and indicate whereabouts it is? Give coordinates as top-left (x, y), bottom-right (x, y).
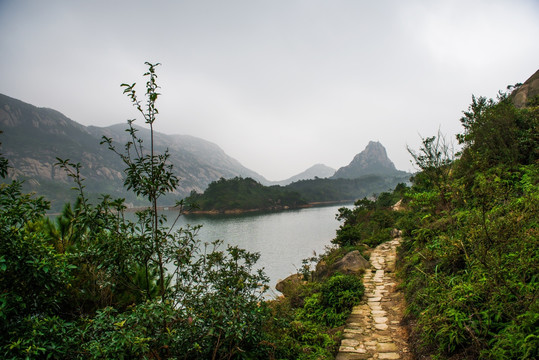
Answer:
top-left (335, 237), bottom-right (411, 360)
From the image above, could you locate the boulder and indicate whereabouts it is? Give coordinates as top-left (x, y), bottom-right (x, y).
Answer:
top-left (315, 259), bottom-right (330, 280)
top-left (275, 273), bottom-right (305, 297)
top-left (333, 250), bottom-right (370, 274)
top-left (315, 250), bottom-right (370, 280)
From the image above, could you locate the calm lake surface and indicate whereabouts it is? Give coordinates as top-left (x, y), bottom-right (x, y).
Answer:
top-left (167, 204), bottom-right (350, 297)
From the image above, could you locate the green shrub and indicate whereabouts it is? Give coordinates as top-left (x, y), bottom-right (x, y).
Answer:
top-left (299, 273), bottom-right (364, 327)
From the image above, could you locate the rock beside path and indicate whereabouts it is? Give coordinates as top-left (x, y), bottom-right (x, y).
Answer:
top-left (316, 250), bottom-right (370, 280)
top-left (336, 238), bottom-right (411, 360)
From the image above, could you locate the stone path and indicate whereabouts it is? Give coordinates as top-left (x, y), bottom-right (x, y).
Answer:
top-left (336, 238), bottom-right (411, 360)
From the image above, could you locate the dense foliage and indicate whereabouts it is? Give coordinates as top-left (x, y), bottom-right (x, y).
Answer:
top-left (264, 271), bottom-right (365, 359)
top-left (332, 184), bottom-right (407, 248)
top-left (186, 176), bottom-right (306, 212)
top-left (285, 174), bottom-right (409, 203)
top-left (398, 90), bottom-right (538, 359)
top-left (0, 64), bottom-right (272, 359)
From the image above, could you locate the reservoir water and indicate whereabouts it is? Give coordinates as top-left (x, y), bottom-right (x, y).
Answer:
top-left (167, 204), bottom-right (349, 297)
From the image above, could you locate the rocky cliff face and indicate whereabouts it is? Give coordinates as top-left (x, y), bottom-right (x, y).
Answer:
top-left (511, 69), bottom-right (539, 108)
top-left (332, 141), bottom-right (405, 179)
top-left (0, 93), bottom-right (267, 210)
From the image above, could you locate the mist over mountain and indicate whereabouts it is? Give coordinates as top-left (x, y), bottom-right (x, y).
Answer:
top-left (272, 164), bottom-right (336, 186)
top-left (0, 93), bottom-right (413, 212)
top-left (0, 93), bottom-right (268, 211)
top-left (332, 141), bottom-right (408, 179)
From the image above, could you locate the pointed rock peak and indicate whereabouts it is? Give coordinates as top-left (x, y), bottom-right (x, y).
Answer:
top-left (332, 141), bottom-right (400, 179)
top-left (360, 141), bottom-right (390, 158)
top-left (350, 141), bottom-right (395, 169)
top-left (367, 140), bottom-right (383, 147)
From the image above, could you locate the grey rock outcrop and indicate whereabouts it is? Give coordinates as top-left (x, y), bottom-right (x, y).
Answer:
top-left (275, 273), bottom-right (305, 297)
top-left (511, 69), bottom-right (539, 108)
top-left (315, 250), bottom-right (370, 280)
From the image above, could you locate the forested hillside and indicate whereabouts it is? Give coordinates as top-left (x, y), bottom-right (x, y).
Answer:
top-left (286, 173), bottom-right (409, 203)
top-left (395, 86), bottom-right (538, 358)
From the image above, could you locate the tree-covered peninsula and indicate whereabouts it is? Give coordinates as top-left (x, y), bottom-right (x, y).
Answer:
top-left (184, 174), bottom-right (411, 214)
top-left (184, 176), bottom-right (307, 213)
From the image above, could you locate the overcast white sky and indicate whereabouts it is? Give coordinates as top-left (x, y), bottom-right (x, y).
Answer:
top-left (1, 0), bottom-right (538, 181)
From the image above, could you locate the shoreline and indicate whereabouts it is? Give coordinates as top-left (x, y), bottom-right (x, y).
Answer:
top-left (181, 199), bottom-right (354, 215)
top-left (46, 200), bottom-right (355, 216)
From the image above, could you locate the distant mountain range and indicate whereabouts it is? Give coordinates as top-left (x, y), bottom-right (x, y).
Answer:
top-left (284, 142), bottom-right (411, 203)
top-left (0, 93), bottom-right (270, 210)
top-left (0, 93), bottom-right (410, 211)
top-left (272, 164), bottom-right (336, 186)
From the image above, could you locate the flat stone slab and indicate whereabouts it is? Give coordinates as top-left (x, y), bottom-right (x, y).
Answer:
top-left (379, 353), bottom-right (400, 359)
top-left (377, 343), bottom-right (399, 352)
top-left (338, 346), bottom-right (367, 354)
top-left (351, 309), bottom-right (369, 315)
top-left (335, 353), bottom-right (372, 360)
top-left (341, 339), bottom-right (360, 347)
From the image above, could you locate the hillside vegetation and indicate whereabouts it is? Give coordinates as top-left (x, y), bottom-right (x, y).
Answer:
top-left (286, 174), bottom-right (409, 203)
top-left (395, 89), bottom-right (538, 358)
top-left (323, 82), bottom-right (538, 359)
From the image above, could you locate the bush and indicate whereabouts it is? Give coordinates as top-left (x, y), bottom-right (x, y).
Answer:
top-left (298, 273), bottom-right (364, 327)
top-left (333, 191), bottom-right (401, 248)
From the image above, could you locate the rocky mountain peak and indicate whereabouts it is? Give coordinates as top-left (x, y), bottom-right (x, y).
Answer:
top-left (332, 141), bottom-right (401, 179)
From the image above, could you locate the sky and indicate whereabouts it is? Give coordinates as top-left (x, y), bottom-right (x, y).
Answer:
top-left (1, 0), bottom-right (538, 181)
